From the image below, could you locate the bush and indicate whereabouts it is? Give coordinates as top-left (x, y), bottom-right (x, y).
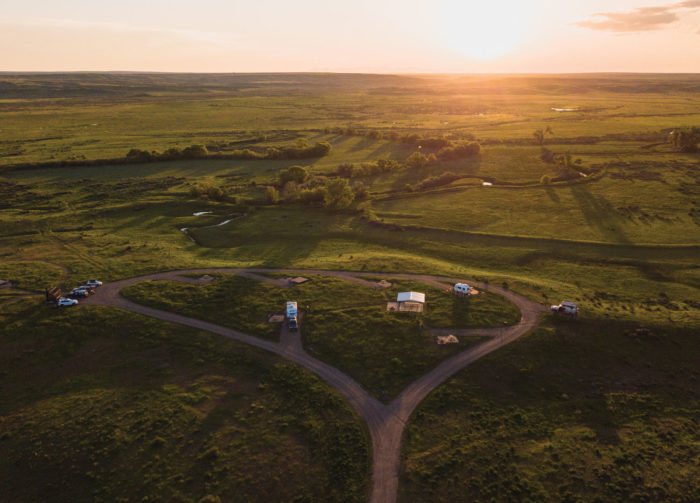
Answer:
top-left (281, 181), bottom-right (300, 202)
top-left (405, 152), bottom-right (430, 169)
top-left (299, 187), bottom-right (327, 204)
top-left (416, 172), bottom-right (460, 191)
top-left (324, 179), bottom-right (355, 209)
top-left (279, 166), bottom-right (309, 186)
top-left (337, 163), bottom-right (355, 178)
top-left (437, 141), bottom-right (481, 159)
top-left (207, 186), bottom-right (224, 201)
top-left (126, 148), bottom-right (154, 161)
top-left (540, 147), bottom-right (556, 163)
top-left (540, 174), bottom-right (552, 185)
top-left (265, 186), bottom-right (279, 204)
top-left (353, 182), bottom-right (368, 200)
top-left (181, 144), bottom-right (208, 158)
top-left (669, 127), bottom-right (700, 152)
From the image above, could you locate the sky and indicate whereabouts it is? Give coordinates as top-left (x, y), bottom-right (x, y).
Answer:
top-left (1, 0), bottom-right (699, 73)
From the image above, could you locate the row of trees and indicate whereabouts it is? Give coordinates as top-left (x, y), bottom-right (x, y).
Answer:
top-left (337, 159), bottom-right (402, 178)
top-left (126, 141), bottom-right (332, 163)
top-left (127, 144), bottom-right (209, 161)
top-left (322, 126), bottom-right (477, 150)
top-left (189, 183), bottom-right (235, 202)
top-left (335, 143), bottom-right (480, 182)
top-left (267, 178), bottom-right (367, 210)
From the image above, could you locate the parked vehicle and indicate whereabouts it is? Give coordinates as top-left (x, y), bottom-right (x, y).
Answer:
top-left (454, 283), bottom-right (471, 295)
top-left (286, 301), bottom-right (298, 331)
top-left (58, 297), bottom-right (78, 307)
top-left (77, 285), bottom-right (96, 294)
top-left (68, 289), bottom-right (88, 298)
top-left (551, 301), bottom-right (579, 317)
top-left (86, 280), bottom-right (102, 287)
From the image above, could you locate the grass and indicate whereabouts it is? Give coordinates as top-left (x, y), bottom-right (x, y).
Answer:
top-left (122, 274), bottom-right (515, 400)
top-left (385, 279), bottom-right (521, 328)
top-left (1, 72), bottom-right (699, 501)
top-left (122, 275), bottom-right (289, 341)
top-left (400, 317), bottom-right (700, 503)
top-left (0, 298), bottom-right (369, 502)
top-left (0, 261), bottom-right (66, 290)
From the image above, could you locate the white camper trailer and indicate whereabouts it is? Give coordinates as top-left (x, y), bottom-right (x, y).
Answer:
top-left (454, 283), bottom-right (471, 295)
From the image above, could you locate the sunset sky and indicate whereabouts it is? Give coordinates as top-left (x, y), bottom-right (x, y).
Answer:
top-left (1, 0), bottom-right (699, 73)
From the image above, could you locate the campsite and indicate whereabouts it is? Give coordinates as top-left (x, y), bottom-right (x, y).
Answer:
top-left (1, 73), bottom-right (699, 503)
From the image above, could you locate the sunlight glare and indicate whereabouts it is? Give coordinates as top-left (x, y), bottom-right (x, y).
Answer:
top-left (442, 0), bottom-right (530, 61)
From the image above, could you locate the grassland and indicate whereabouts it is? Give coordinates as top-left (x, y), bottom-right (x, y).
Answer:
top-left (1, 73), bottom-right (699, 501)
top-left (400, 317), bottom-right (700, 502)
top-left (0, 297), bottom-right (369, 502)
top-left (122, 274), bottom-right (517, 400)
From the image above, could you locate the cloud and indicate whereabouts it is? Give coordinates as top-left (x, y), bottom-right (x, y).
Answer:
top-left (575, 1), bottom-right (700, 33)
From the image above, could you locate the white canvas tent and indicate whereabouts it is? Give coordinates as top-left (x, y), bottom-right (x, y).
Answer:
top-left (397, 291), bottom-right (425, 304)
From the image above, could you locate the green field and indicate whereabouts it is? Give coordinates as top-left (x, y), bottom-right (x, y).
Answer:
top-left (1, 73), bottom-right (699, 502)
top-left (122, 274), bottom-right (518, 400)
top-left (401, 317), bottom-right (700, 503)
top-left (0, 298), bottom-right (368, 502)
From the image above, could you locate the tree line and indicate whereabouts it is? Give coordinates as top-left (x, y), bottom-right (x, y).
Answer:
top-left (126, 141), bottom-right (332, 163)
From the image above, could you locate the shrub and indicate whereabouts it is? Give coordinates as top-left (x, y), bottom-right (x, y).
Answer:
top-left (281, 181), bottom-right (300, 202)
top-left (416, 172), bottom-right (460, 191)
top-left (265, 186), bottom-right (279, 204)
top-left (437, 141), bottom-right (481, 159)
top-left (324, 179), bottom-right (355, 209)
top-left (181, 144), bottom-right (208, 158)
top-left (126, 148), bottom-right (154, 161)
top-left (540, 147), bottom-right (556, 163)
top-left (299, 187), bottom-right (327, 204)
top-left (337, 163), bottom-right (355, 178)
top-left (669, 127), bottom-right (700, 152)
top-left (279, 166), bottom-right (309, 186)
top-left (207, 186), bottom-right (224, 201)
top-left (540, 174), bottom-right (552, 185)
top-left (353, 181), bottom-right (368, 200)
top-left (405, 151), bottom-right (430, 169)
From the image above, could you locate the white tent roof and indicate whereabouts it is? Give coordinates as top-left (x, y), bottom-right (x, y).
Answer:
top-left (397, 291), bottom-right (425, 304)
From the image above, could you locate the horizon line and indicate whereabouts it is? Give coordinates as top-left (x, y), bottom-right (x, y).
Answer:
top-left (1, 70), bottom-right (700, 76)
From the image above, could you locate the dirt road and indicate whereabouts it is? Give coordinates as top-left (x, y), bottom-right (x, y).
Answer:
top-left (82, 268), bottom-right (546, 503)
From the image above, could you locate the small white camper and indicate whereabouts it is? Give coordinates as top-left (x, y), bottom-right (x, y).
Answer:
top-left (454, 283), bottom-right (471, 295)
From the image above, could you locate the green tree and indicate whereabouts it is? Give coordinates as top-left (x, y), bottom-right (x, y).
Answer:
top-left (405, 151), bottom-right (429, 169)
top-left (324, 179), bottom-right (354, 209)
top-left (279, 166), bottom-right (309, 185)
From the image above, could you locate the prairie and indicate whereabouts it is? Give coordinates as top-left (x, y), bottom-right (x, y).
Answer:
top-left (1, 72), bottom-right (698, 502)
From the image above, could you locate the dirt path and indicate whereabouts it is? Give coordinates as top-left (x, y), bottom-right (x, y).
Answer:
top-left (82, 268), bottom-right (546, 503)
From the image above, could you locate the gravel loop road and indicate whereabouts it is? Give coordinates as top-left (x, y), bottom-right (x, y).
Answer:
top-left (82, 268), bottom-right (545, 503)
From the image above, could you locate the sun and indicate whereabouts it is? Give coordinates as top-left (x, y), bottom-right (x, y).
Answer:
top-left (442, 0), bottom-right (530, 61)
